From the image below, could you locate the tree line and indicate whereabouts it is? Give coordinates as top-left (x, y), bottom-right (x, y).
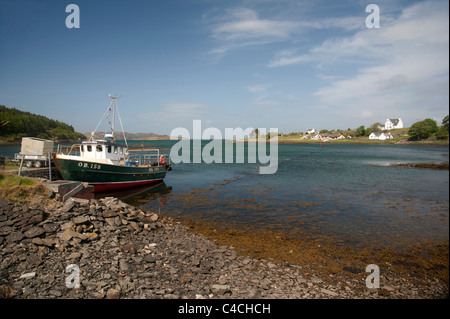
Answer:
top-left (341, 116), bottom-right (448, 140)
top-left (281, 115), bottom-right (449, 141)
top-left (0, 105), bottom-right (86, 141)
top-left (407, 116), bottom-right (448, 140)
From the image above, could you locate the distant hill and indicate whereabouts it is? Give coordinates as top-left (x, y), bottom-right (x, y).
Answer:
top-left (0, 105), bottom-right (86, 141)
top-left (85, 131), bottom-right (170, 140)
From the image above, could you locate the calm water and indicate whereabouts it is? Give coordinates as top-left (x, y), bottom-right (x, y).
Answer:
top-left (2, 141), bottom-right (448, 247)
top-left (132, 141), bottom-right (448, 248)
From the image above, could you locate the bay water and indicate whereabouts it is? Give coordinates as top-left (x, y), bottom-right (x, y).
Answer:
top-left (127, 141), bottom-right (449, 249)
top-left (2, 141), bottom-right (448, 249)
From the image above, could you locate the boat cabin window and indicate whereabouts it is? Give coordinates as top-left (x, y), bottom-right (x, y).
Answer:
top-left (107, 145), bottom-right (112, 153)
top-left (114, 146), bottom-right (118, 154)
top-left (87, 145), bottom-right (92, 152)
top-left (120, 147), bottom-right (123, 154)
top-left (96, 145), bottom-right (103, 152)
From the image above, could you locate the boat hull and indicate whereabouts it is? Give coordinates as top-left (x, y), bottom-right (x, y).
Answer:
top-left (54, 157), bottom-right (168, 192)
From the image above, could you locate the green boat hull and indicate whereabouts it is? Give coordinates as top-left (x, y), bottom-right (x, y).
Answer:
top-left (54, 157), bottom-right (168, 192)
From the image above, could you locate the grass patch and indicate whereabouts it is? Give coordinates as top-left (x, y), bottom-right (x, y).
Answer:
top-left (0, 172), bottom-right (37, 187)
top-left (1, 159), bottom-right (21, 170)
top-left (0, 172), bottom-right (47, 203)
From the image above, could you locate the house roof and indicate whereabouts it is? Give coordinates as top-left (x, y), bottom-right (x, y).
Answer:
top-left (370, 132), bottom-right (382, 137)
top-left (389, 119), bottom-right (400, 126)
top-left (370, 132), bottom-right (393, 137)
top-left (320, 133), bottom-right (344, 138)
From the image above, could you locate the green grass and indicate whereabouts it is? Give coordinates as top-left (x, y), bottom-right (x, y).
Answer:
top-left (1, 160), bottom-right (20, 170)
top-left (0, 172), bottom-right (37, 187)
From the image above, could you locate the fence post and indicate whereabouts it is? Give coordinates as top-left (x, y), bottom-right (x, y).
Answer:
top-left (48, 152), bottom-right (52, 181)
top-left (18, 155), bottom-right (24, 176)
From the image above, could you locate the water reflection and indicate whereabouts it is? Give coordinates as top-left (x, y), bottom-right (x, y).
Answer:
top-left (67, 143), bottom-right (448, 250)
top-left (87, 181), bottom-right (172, 210)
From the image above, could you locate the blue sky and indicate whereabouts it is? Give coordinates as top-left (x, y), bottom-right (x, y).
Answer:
top-left (0, 0), bottom-right (448, 135)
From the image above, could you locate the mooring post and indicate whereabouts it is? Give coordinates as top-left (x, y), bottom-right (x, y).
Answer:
top-left (18, 155), bottom-right (24, 176)
top-left (48, 152), bottom-right (52, 181)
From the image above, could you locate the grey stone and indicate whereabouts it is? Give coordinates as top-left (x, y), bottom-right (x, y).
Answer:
top-left (6, 231), bottom-right (24, 243)
top-left (321, 288), bottom-right (338, 297)
top-left (211, 284), bottom-right (231, 295)
top-left (144, 255), bottom-right (156, 263)
top-left (57, 232), bottom-right (73, 241)
top-left (43, 223), bottom-right (59, 233)
top-left (20, 272), bottom-right (36, 279)
top-left (24, 226), bottom-right (45, 238)
top-left (73, 216), bottom-right (90, 225)
top-left (60, 199), bottom-right (76, 214)
top-left (119, 260), bottom-right (129, 272)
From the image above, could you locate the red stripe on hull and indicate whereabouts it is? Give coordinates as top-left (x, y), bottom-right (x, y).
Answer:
top-left (91, 178), bottom-right (164, 192)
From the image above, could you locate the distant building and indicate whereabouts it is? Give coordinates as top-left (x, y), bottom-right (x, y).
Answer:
top-left (306, 128), bottom-right (317, 134)
top-left (369, 132), bottom-right (394, 140)
top-left (379, 118), bottom-right (403, 130)
top-left (312, 133), bottom-right (346, 141)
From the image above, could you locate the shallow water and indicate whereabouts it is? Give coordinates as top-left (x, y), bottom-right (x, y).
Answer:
top-left (130, 141), bottom-right (449, 249)
top-left (2, 141), bottom-right (448, 248)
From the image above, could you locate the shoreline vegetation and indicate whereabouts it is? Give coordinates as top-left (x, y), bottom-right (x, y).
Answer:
top-left (1, 138), bottom-right (449, 146)
top-left (0, 173), bottom-right (448, 299)
top-left (1, 103), bottom-right (448, 146)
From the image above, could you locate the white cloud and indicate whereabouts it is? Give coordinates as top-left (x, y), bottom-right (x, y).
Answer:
top-left (246, 84), bottom-right (266, 93)
top-left (252, 94), bottom-right (279, 106)
top-left (360, 110), bottom-right (374, 118)
top-left (269, 1), bottom-right (449, 124)
top-left (246, 83), bottom-right (279, 105)
top-left (206, 8), bottom-right (298, 57)
top-left (207, 7), bottom-right (368, 58)
top-left (160, 101), bottom-right (207, 114)
top-left (269, 1), bottom-right (449, 68)
top-left (212, 8), bottom-right (298, 40)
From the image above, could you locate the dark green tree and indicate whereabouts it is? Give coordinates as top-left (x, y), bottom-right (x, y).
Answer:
top-left (442, 115), bottom-right (449, 131)
top-left (436, 126), bottom-right (449, 140)
top-left (0, 105), bottom-right (85, 141)
top-left (408, 118), bottom-right (438, 140)
top-left (355, 125), bottom-right (366, 137)
top-left (366, 122), bottom-right (382, 136)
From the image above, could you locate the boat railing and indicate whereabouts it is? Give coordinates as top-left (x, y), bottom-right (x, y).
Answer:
top-left (54, 143), bottom-right (171, 168)
top-left (56, 144), bottom-right (81, 156)
top-left (126, 149), bottom-right (171, 168)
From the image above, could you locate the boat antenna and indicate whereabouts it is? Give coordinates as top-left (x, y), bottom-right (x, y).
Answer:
top-left (115, 99), bottom-right (128, 148)
top-left (89, 94), bottom-right (124, 143)
top-left (107, 94), bottom-right (128, 147)
top-left (90, 103), bottom-right (111, 142)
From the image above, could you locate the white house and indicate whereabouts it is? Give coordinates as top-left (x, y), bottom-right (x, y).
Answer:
top-left (313, 133), bottom-right (346, 141)
top-left (306, 128), bottom-right (317, 134)
top-left (379, 118), bottom-right (403, 130)
top-left (369, 132), bottom-right (394, 140)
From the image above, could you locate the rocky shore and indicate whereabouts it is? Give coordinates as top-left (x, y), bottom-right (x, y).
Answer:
top-left (390, 162), bottom-right (449, 170)
top-left (0, 194), bottom-right (448, 299)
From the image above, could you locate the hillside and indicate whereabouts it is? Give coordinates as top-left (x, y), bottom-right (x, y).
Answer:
top-left (85, 131), bottom-right (170, 140)
top-left (0, 105), bottom-right (86, 142)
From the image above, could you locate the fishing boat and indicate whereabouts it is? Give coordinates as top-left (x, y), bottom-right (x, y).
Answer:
top-left (53, 95), bottom-right (171, 192)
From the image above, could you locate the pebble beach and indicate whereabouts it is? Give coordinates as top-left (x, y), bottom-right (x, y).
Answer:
top-left (0, 190), bottom-right (448, 300)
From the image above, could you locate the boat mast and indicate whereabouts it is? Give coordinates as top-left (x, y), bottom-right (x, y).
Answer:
top-left (108, 94), bottom-right (117, 139)
top-left (107, 94), bottom-right (128, 148)
top-left (89, 95), bottom-right (127, 147)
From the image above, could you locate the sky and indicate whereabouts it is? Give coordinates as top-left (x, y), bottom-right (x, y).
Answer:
top-left (0, 0), bottom-right (448, 135)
